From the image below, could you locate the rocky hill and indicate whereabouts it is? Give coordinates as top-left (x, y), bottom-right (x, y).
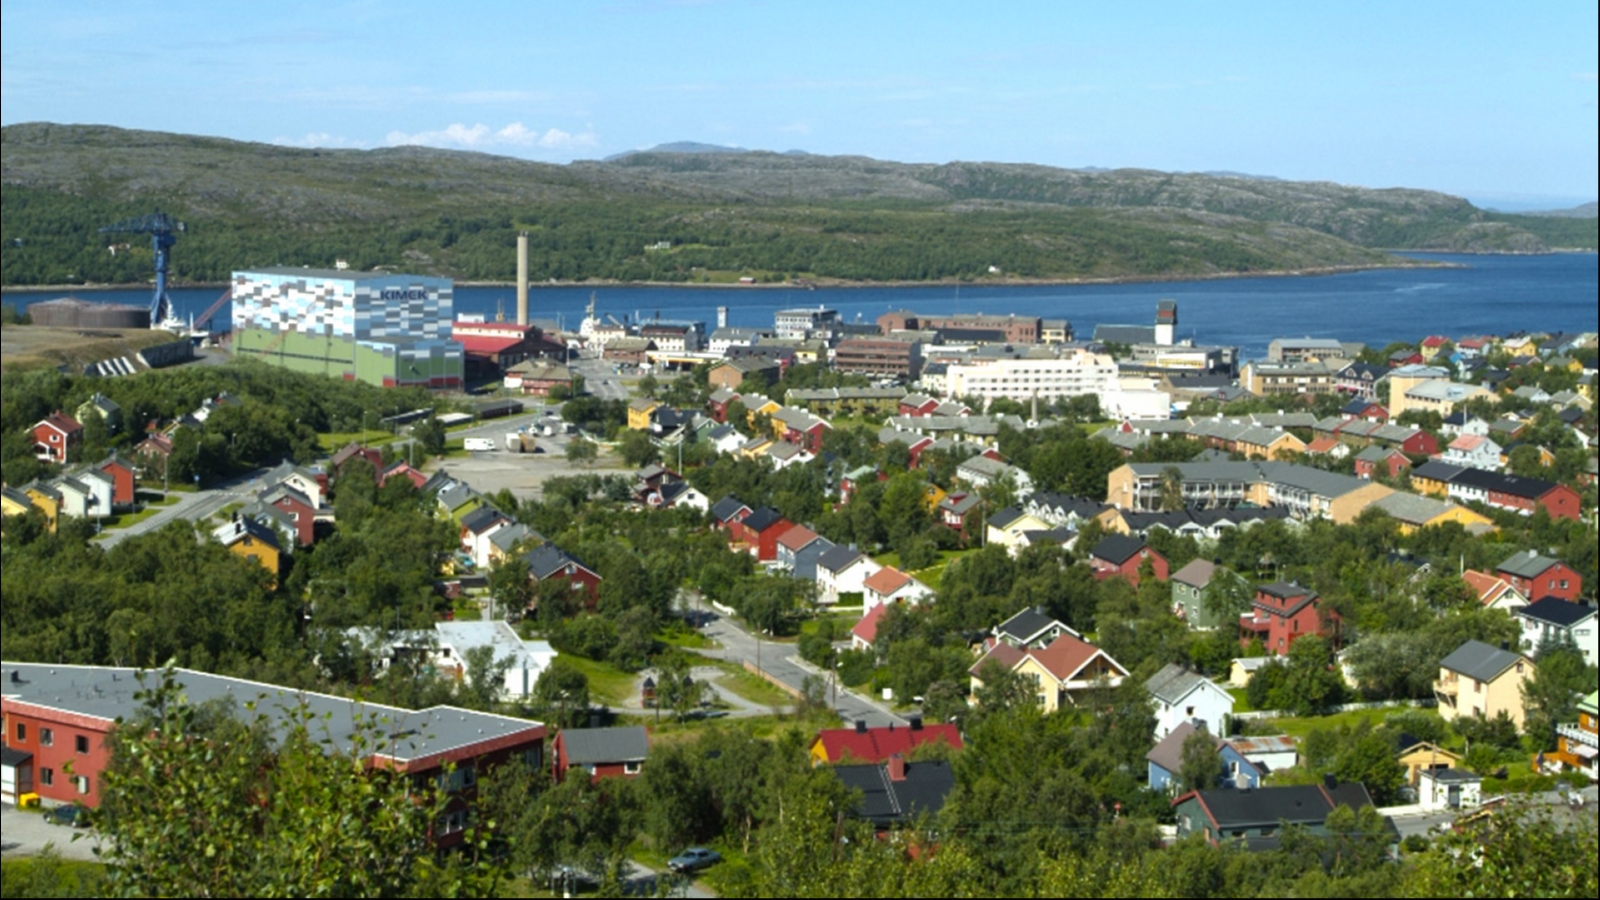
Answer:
top-left (2, 123), bottom-right (1592, 286)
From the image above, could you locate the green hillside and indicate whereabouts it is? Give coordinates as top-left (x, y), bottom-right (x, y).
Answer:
top-left (2, 123), bottom-right (1592, 286)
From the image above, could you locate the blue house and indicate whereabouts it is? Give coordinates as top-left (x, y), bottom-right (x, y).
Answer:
top-left (1147, 721), bottom-right (1262, 793)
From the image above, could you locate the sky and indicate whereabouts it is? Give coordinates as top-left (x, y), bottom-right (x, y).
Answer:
top-left (3, 1), bottom-right (1596, 208)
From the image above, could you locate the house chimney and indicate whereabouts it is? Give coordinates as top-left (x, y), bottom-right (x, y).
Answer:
top-left (908, 715), bottom-right (923, 731)
top-left (855, 719), bottom-right (868, 734)
top-left (887, 754), bottom-right (907, 782)
top-left (1323, 773), bottom-right (1338, 790)
top-left (1500, 640), bottom-right (1510, 651)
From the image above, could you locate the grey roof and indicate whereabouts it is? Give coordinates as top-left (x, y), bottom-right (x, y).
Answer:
top-left (1146, 664), bottom-right (1225, 706)
top-left (1411, 459), bottom-right (1466, 482)
top-left (488, 523), bottom-right (537, 553)
top-left (1499, 550), bottom-right (1563, 579)
top-left (1188, 784), bottom-right (1342, 830)
top-left (1438, 640), bottom-right (1528, 682)
top-left (558, 725), bottom-right (648, 765)
top-left (1147, 720), bottom-right (1221, 775)
top-left (1368, 491), bottom-right (1456, 525)
top-left (710, 495), bottom-right (751, 523)
top-left (522, 544), bottom-right (595, 581)
top-left (741, 507), bottom-right (788, 534)
top-left (987, 506), bottom-right (1028, 530)
top-left (816, 545), bottom-right (867, 574)
top-left (995, 606), bottom-right (1068, 644)
top-left (1, 745), bottom-right (32, 767)
top-left (1094, 324), bottom-right (1157, 344)
top-left (459, 505), bottom-right (507, 534)
top-left (0, 661), bottom-right (540, 764)
top-left (1171, 558), bottom-right (1219, 588)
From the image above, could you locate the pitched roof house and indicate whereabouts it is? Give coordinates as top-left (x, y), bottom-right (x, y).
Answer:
top-left (1088, 535), bottom-right (1169, 588)
top-left (969, 632), bottom-right (1127, 712)
top-left (1173, 781), bottom-right (1379, 848)
top-left (830, 756), bottom-right (956, 829)
top-left (810, 719), bottom-right (963, 765)
top-left (1516, 598), bottom-right (1598, 667)
top-left (1434, 640), bottom-right (1536, 730)
top-left (815, 545), bottom-right (883, 605)
top-left (1146, 721), bottom-right (1263, 793)
top-left (552, 726), bottom-right (649, 783)
top-left (1146, 664), bottom-right (1236, 740)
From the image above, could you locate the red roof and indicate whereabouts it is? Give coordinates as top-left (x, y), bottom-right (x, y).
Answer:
top-left (1028, 633), bottom-right (1117, 682)
top-left (37, 412), bottom-right (82, 436)
top-left (863, 566), bottom-right (913, 597)
top-left (851, 603), bottom-right (889, 645)
top-left (776, 524), bottom-right (820, 552)
top-left (968, 640), bottom-right (1025, 677)
top-left (453, 334), bottom-right (528, 355)
top-left (812, 722), bottom-right (963, 763)
top-left (1462, 569), bottom-right (1517, 606)
top-left (1304, 436), bottom-right (1342, 455)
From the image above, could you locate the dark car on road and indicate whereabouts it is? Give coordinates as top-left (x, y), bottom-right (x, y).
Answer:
top-left (667, 847), bottom-right (721, 874)
top-left (44, 804), bottom-right (88, 828)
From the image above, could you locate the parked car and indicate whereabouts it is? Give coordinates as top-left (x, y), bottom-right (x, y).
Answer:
top-left (667, 847), bottom-right (722, 874)
top-left (44, 804), bottom-right (88, 828)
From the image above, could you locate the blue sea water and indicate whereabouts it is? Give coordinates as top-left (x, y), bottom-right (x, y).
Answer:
top-left (8, 253), bottom-right (1595, 359)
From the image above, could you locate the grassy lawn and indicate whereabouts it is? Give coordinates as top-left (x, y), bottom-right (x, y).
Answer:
top-left (315, 428), bottom-right (394, 451)
top-left (1227, 687), bottom-right (1256, 713)
top-left (559, 655), bottom-right (640, 707)
top-left (0, 856), bottom-right (107, 897)
top-left (99, 492), bottom-right (183, 529)
top-left (702, 659), bottom-right (799, 707)
top-left (657, 621), bottom-right (718, 651)
top-left (1248, 706), bottom-right (1411, 740)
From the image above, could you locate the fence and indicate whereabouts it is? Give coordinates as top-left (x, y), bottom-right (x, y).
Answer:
top-left (1231, 698), bottom-right (1435, 722)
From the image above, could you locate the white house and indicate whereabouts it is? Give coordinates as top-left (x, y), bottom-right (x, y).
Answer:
top-left (1417, 768), bottom-right (1483, 811)
top-left (815, 545), bottom-right (883, 605)
top-left (862, 566), bottom-right (934, 611)
top-left (1439, 434), bottom-right (1503, 471)
top-left (1145, 663), bottom-right (1236, 740)
top-left (956, 455), bottom-right (1035, 494)
top-left (1516, 597), bottom-right (1599, 667)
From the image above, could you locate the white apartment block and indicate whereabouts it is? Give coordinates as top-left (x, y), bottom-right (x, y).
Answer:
top-left (946, 351), bottom-right (1118, 403)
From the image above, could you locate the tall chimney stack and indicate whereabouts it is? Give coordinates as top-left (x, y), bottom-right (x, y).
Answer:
top-left (516, 231), bottom-right (529, 327)
top-left (717, 306), bottom-right (728, 329)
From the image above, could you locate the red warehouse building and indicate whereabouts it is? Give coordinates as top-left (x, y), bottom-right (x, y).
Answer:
top-left (0, 662), bottom-right (545, 847)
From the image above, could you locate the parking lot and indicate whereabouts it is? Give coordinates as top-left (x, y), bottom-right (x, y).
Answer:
top-left (0, 804), bottom-right (105, 862)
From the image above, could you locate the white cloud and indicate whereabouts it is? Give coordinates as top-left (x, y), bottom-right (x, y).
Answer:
top-left (383, 121), bottom-right (597, 151)
top-left (272, 132), bottom-right (371, 149)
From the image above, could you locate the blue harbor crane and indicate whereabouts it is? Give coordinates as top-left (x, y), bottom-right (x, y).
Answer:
top-left (99, 212), bottom-right (186, 326)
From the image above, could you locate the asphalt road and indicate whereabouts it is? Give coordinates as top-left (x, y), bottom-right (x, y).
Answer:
top-left (95, 468), bottom-right (267, 549)
top-left (686, 598), bottom-right (907, 728)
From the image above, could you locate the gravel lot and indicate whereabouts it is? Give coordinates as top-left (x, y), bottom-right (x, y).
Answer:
top-left (433, 446), bottom-right (635, 501)
top-left (0, 804), bottom-right (106, 862)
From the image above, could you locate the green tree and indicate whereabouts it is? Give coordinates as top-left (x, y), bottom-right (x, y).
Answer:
top-left (616, 428), bottom-right (660, 468)
top-left (459, 644), bottom-right (512, 710)
top-left (1522, 643), bottom-right (1589, 751)
top-left (1177, 728), bottom-right (1220, 792)
top-left (655, 652), bottom-right (709, 722)
top-left (96, 668), bottom-right (499, 898)
top-left (413, 416), bottom-right (447, 458)
top-left (487, 555), bottom-right (534, 619)
top-left (565, 436), bottom-right (598, 466)
top-left (529, 659), bottom-right (591, 728)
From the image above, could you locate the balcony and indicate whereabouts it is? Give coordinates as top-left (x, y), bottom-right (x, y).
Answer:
top-left (1558, 723), bottom-right (1598, 748)
top-left (1239, 614), bottom-right (1271, 634)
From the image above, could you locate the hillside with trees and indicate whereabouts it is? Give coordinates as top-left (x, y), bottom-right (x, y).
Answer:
top-left (3, 123), bottom-right (1592, 287)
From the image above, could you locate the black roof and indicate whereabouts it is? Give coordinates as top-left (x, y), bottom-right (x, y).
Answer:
top-left (1410, 459), bottom-right (1466, 482)
top-left (816, 544), bottom-right (866, 574)
top-left (996, 606), bottom-right (1065, 643)
top-left (459, 504), bottom-right (506, 533)
top-left (1258, 581), bottom-right (1313, 600)
top-left (1, 745), bottom-right (32, 767)
top-left (1191, 784), bottom-right (1336, 829)
top-left (1090, 534), bottom-right (1149, 566)
top-left (522, 544), bottom-right (593, 581)
top-left (1517, 596), bottom-right (1596, 627)
top-left (1450, 467), bottom-right (1559, 499)
top-left (741, 507), bottom-right (788, 534)
top-left (832, 760), bottom-right (955, 826)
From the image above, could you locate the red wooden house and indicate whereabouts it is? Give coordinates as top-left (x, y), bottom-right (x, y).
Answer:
top-left (31, 412), bottom-right (83, 465)
top-left (1238, 581), bottom-right (1339, 656)
top-left (898, 394), bottom-right (940, 417)
top-left (728, 507), bottom-right (794, 561)
top-left (552, 726), bottom-right (648, 783)
top-left (1088, 535), bottom-right (1169, 588)
top-left (523, 544), bottom-right (602, 607)
top-left (1497, 550), bottom-right (1583, 602)
top-left (259, 483), bottom-right (320, 547)
top-left (96, 454), bottom-right (137, 508)
top-left (1354, 446), bottom-right (1412, 480)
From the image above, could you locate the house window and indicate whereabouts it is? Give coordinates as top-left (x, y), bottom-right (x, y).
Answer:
top-left (624, 762), bottom-right (641, 775)
top-left (75, 735), bottom-right (90, 754)
top-left (14, 722), bottom-right (25, 742)
top-left (40, 767), bottom-right (54, 786)
top-left (40, 728), bottom-right (53, 747)
top-left (76, 775), bottom-right (90, 795)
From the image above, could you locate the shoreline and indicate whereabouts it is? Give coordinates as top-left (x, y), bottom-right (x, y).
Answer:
top-left (0, 259), bottom-right (1470, 296)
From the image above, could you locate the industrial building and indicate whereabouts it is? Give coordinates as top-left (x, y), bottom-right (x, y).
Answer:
top-left (230, 268), bottom-right (462, 388)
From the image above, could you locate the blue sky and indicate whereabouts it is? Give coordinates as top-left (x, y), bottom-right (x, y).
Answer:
top-left (4, 1), bottom-right (1596, 207)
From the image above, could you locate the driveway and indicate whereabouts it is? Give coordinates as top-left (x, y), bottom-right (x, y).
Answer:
top-left (0, 805), bottom-right (106, 862)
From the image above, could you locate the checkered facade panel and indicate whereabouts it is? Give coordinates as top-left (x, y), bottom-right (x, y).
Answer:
top-left (231, 271), bottom-right (453, 341)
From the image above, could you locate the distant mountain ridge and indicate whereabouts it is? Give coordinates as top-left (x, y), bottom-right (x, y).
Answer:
top-left (1, 122), bottom-right (1594, 287)
top-left (1520, 201), bottom-right (1599, 219)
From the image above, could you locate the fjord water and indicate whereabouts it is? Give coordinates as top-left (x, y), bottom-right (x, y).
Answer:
top-left (13, 253), bottom-right (1597, 359)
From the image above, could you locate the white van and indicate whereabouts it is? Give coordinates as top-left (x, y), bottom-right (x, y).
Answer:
top-left (463, 437), bottom-right (496, 452)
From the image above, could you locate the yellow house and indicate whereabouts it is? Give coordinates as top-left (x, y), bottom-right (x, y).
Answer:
top-left (738, 436), bottom-right (774, 460)
top-left (921, 483), bottom-right (948, 512)
top-left (627, 398), bottom-right (660, 431)
top-left (22, 484), bottom-right (61, 533)
top-left (1434, 640), bottom-right (1535, 731)
top-left (969, 633), bottom-right (1128, 713)
top-left (984, 507), bottom-right (1052, 553)
top-left (1326, 481), bottom-right (1396, 525)
top-left (1397, 741), bottom-right (1463, 786)
top-left (1, 486), bottom-right (33, 519)
top-left (1368, 491), bottom-right (1496, 535)
top-left (213, 516), bottom-right (282, 586)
